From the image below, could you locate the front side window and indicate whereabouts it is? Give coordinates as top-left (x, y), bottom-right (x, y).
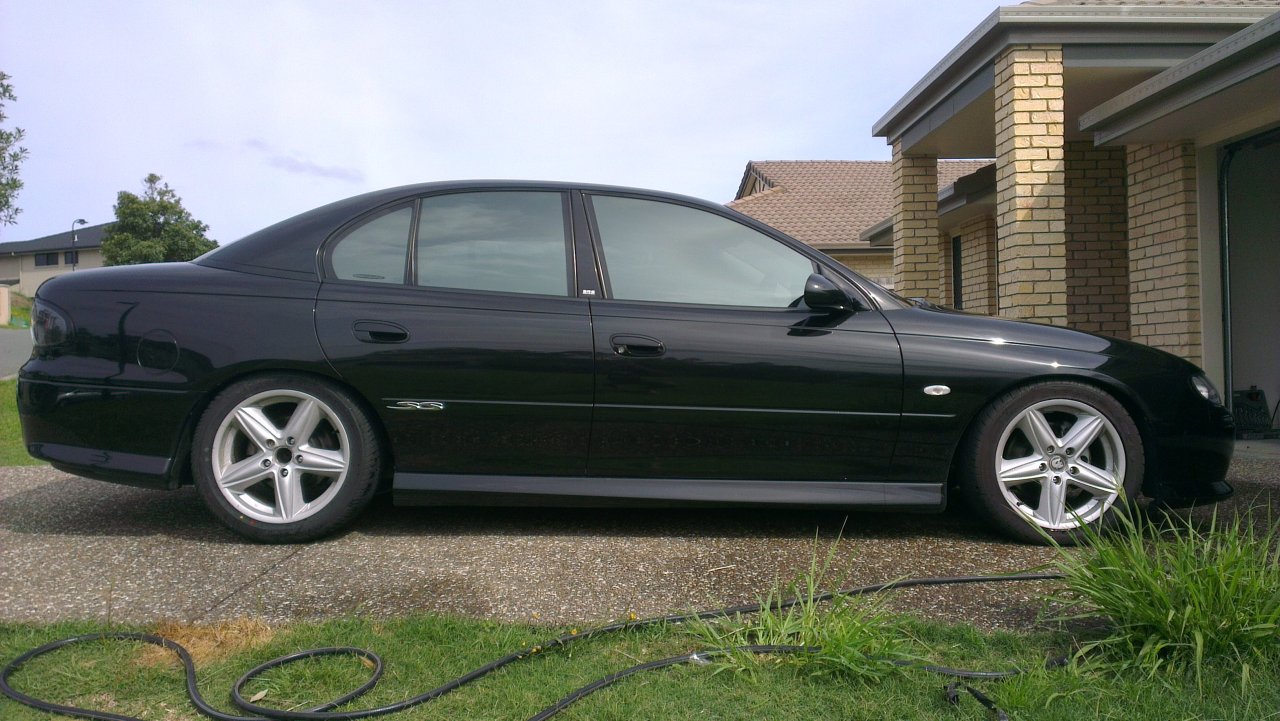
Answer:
top-left (416, 191), bottom-right (569, 296)
top-left (590, 195), bottom-right (813, 308)
top-left (330, 205), bottom-right (413, 284)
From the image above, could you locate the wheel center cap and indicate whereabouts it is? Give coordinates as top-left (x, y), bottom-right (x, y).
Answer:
top-left (1049, 455), bottom-right (1067, 471)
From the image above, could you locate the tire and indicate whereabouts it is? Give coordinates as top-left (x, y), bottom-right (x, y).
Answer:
top-left (960, 381), bottom-right (1143, 545)
top-left (192, 374), bottom-right (382, 542)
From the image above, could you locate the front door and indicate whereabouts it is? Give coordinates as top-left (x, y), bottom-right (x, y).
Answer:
top-left (583, 193), bottom-right (903, 481)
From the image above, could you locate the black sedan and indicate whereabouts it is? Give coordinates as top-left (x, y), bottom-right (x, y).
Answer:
top-left (18, 181), bottom-right (1233, 543)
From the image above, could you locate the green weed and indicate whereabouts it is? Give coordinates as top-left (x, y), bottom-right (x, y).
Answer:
top-left (1049, 506), bottom-right (1280, 687)
top-left (686, 538), bottom-right (919, 681)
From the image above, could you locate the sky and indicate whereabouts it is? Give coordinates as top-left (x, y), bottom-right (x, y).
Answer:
top-left (0, 0), bottom-right (1001, 245)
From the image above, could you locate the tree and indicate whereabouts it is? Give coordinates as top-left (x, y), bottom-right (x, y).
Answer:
top-left (102, 174), bottom-right (218, 265)
top-left (0, 70), bottom-right (28, 227)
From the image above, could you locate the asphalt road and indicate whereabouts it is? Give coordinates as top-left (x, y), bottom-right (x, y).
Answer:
top-left (0, 327), bottom-right (32, 379)
top-left (1, 442), bottom-right (1276, 631)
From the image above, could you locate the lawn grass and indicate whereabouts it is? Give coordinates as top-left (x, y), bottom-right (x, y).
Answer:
top-left (0, 379), bottom-right (38, 466)
top-left (1, 613), bottom-right (1276, 720)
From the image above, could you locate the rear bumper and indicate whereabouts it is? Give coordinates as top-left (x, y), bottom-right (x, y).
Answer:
top-left (18, 376), bottom-right (191, 489)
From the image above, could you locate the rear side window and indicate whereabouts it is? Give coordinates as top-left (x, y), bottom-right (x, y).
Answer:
top-left (589, 195), bottom-right (814, 308)
top-left (330, 205), bottom-right (412, 284)
top-left (416, 192), bottom-right (570, 296)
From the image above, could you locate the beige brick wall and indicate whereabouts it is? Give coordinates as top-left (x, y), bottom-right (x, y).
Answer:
top-left (891, 140), bottom-right (941, 301)
top-left (1127, 142), bottom-right (1201, 364)
top-left (829, 252), bottom-right (894, 290)
top-left (994, 44), bottom-right (1067, 325)
top-left (1065, 141), bottom-right (1129, 338)
top-left (944, 215), bottom-right (998, 315)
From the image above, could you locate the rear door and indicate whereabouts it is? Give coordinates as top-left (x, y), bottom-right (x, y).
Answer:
top-left (314, 190), bottom-right (594, 476)
top-left (583, 193), bottom-right (903, 482)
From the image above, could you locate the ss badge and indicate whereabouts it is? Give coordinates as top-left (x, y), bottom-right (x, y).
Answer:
top-left (387, 400), bottom-right (446, 411)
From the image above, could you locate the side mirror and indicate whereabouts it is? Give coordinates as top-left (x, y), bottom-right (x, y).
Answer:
top-left (803, 273), bottom-right (860, 312)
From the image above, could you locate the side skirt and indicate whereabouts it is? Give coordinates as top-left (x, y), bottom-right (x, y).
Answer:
top-left (393, 473), bottom-right (945, 511)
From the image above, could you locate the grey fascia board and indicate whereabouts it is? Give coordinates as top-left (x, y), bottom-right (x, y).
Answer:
top-left (860, 216), bottom-right (894, 246)
top-left (1080, 12), bottom-right (1280, 145)
top-left (936, 163), bottom-right (997, 213)
top-left (872, 5), bottom-right (1274, 145)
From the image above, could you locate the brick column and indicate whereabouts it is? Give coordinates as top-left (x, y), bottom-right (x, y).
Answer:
top-left (891, 140), bottom-right (941, 301)
top-left (994, 44), bottom-right (1067, 324)
top-left (1065, 141), bottom-right (1129, 338)
top-left (1127, 142), bottom-right (1201, 364)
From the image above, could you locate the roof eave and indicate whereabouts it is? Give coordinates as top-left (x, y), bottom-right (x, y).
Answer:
top-left (872, 4), bottom-right (1276, 146)
top-left (1079, 10), bottom-right (1280, 146)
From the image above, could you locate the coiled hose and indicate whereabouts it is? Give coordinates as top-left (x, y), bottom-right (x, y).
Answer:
top-left (2, 572), bottom-right (1065, 721)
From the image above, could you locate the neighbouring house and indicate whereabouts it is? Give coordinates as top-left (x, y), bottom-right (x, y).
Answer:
top-left (0, 223), bottom-right (109, 296)
top-left (729, 160), bottom-right (990, 289)
top-left (737, 0), bottom-right (1278, 418)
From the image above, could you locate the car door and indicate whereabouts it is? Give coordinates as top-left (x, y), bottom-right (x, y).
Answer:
top-left (582, 192), bottom-right (903, 482)
top-left (314, 190), bottom-right (594, 477)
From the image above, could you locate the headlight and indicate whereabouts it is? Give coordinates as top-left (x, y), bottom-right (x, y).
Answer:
top-left (1191, 374), bottom-right (1222, 406)
top-left (30, 300), bottom-right (72, 348)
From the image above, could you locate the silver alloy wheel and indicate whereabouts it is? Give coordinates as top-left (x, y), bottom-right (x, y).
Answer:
top-left (994, 398), bottom-right (1126, 531)
top-left (210, 389), bottom-right (350, 524)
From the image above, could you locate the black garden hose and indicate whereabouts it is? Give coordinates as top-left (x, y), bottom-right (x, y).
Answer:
top-left (2, 572), bottom-right (1065, 721)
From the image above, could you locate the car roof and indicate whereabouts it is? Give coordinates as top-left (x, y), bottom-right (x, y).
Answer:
top-left (196, 180), bottom-right (722, 279)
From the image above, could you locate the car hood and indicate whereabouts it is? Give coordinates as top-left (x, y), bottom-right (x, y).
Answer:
top-left (884, 304), bottom-right (1117, 355)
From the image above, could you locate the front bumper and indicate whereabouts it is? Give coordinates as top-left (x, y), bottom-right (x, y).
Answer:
top-left (1147, 403), bottom-right (1235, 508)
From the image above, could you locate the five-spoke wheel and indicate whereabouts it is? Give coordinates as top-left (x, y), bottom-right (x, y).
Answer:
top-left (963, 382), bottom-right (1143, 544)
top-left (193, 374), bottom-right (382, 542)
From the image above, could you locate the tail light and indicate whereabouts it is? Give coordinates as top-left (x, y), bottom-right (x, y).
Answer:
top-left (30, 300), bottom-right (72, 348)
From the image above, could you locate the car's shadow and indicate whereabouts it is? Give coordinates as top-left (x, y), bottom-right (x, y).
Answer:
top-left (0, 471), bottom-right (998, 545)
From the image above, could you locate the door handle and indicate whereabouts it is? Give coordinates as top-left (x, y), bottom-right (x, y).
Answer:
top-left (611, 334), bottom-right (665, 357)
top-left (353, 321), bottom-right (409, 344)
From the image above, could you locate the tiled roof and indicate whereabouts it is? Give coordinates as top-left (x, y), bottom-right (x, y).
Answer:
top-left (0, 223), bottom-right (110, 256)
top-left (728, 160), bottom-right (990, 249)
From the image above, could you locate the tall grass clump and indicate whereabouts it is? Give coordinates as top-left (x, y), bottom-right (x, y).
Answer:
top-left (1050, 508), bottom-right (1280, 685)
top-left (687, 540), bottom-right (919, 681)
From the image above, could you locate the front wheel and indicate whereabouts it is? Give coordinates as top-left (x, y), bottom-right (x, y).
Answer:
top-left (192, 374), bottom-right (382, 542)
top-left (961, 381), bottom-right (1144, 545)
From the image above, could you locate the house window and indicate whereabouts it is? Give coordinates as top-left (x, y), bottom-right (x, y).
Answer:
top-left (64, 250), bottom-right (79, 265)
top-left (951, 235), bottom-right (963, 310)
top-left (34, 253), bottom-right (59, 267)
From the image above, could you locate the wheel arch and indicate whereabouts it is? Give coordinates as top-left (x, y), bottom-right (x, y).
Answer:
top-left (171, 366), bottom-right (395, 491)
top-left (946, 371), bottom-right (1158, 500)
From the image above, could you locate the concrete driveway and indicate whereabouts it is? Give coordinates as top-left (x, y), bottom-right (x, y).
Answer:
top-left (1, 443), bottom-right (1275, 630)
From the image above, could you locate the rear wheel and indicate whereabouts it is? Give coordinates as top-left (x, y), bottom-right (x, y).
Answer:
top-left (192, 374), bottom-right (381, 542)
top-left (962, 381), bottom-right (1143, 545)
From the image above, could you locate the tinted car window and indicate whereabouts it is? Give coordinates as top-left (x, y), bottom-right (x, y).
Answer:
top-left (330, 205), bottom-right (412, 284)
top-left (590, 195), bottom-right (813, 307)
top-left (417, 192), bottom-right (570, 296)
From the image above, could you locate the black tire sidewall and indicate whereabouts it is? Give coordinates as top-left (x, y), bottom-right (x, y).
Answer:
top-left (192, 374), bottom-right (381, 543)
top-left (962, 381), bottom-right (1144, 545)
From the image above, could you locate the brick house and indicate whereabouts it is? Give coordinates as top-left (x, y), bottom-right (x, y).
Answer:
top-left (737, 1), bottom-right (1278, 414)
